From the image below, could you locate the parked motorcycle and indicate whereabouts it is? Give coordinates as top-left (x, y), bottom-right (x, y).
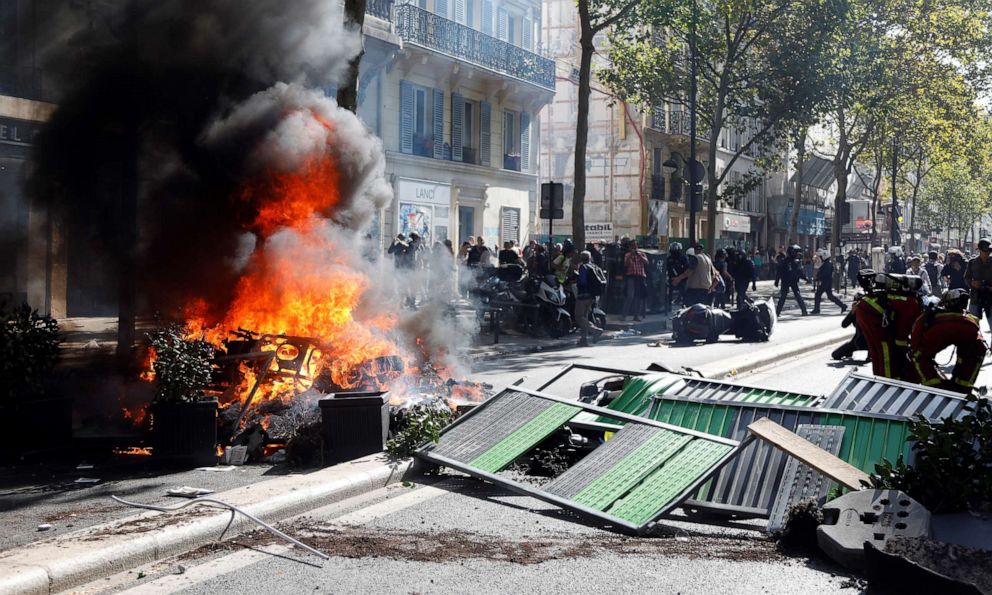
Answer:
top-left (471, 266), bottom-right (572, 338)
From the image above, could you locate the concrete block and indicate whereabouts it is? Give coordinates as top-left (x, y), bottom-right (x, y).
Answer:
top-left (817, 489), bottom-right (931, 572)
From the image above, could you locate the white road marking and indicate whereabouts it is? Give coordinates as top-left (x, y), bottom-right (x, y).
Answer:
top-left (112, 545), bottom-right (292, 595)
top-left (320, 484), bottom-right (451, 526)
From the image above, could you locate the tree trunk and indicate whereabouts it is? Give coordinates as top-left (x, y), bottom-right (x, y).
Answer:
top-left (788, 133), bottom-right (805, 243)
top-left (705, 108), bottom-right (723, 250)
top-left (572, 22), bottom-right (595, 248)
top-left (832, 159), bottom-right (847, 256)
top-left (337, 0), bottom-right (368, 113)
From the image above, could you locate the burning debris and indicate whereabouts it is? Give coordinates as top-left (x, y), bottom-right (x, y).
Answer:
top-left (28, 1), bottom-right (482, 450)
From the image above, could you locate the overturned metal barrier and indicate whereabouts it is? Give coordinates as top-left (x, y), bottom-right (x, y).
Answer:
top-left (822, 370), bottom-right (972, 420)
top-left (417, 387), bottom-right (748, 533)
top-left (646, 396), bottom-right (914, 519)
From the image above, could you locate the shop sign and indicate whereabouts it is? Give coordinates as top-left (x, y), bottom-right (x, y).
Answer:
top-left (717, 212), bottom-right (750, 233)
top-left (396, 178), bottom-right (451, 243)
top-left (584, 222), bottom-right (614, 241)
top-left (0, 117), bottom-right (42, 147)
top-left (397, 178), bottom-right (451, 206)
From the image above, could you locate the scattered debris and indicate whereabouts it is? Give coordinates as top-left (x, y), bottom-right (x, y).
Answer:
top-left (614, 329), bottom-right (641, 337)
top-left (222, 446), bottom-right (248, 466)
top-left (166, 487), bottom-right (216, 498)
top-left (775, 500), bottom-right (824, 553)
top-left (37, 524), bottom-right (53, 532)
top-left (75, 463), bottom-right (94, 470)
top-left (817, 489), bottom-right (931, 572)
top-left (866, 537), bottom-right (991, 594)
top-left (74, 477), bottom-right (101, 484)
top-left (111, 495), bottom-right (329, 561)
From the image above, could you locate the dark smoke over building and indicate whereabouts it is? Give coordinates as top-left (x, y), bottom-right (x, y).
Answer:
top-left (27, 0), bottom-right (373, 320)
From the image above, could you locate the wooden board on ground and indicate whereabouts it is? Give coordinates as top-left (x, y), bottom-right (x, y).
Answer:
top-left (747, 417), bottom-right (870, 491)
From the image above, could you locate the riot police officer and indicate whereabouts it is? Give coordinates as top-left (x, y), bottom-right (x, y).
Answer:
top-left (811, 249), bottom-right (847, 315)
top-left (775, 244), bottom-right (808, 316)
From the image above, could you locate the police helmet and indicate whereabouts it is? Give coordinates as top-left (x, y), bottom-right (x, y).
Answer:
top-left (686, 247), bottom-right (696, 256)
top-left (979, 238), bottom-right (992, 251)
top-left (715, 248), bottom-right (727, 259)
top-left (787, 244), bottom-right (801, 257)
top-left (940, 288), bottom-right (970, 311)
top-left (669, 242), bottom-right (683, 253)
top-left (888, 245), bottom-right (904, 257)
top-left (928, 251), bottom-right (939, 260)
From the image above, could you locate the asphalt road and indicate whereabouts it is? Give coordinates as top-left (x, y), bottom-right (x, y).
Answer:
top-left (66, 312), bottom-right (875, 595)
top-left (470, 302), bottom-right (852, 398)
top-left (79, 478), bottom-right (856, 595)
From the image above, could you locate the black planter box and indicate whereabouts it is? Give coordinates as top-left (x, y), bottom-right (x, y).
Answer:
top-left (319, 391), bottom-right (389, 466)
top-left (0, 396), bottom-right (73, 460)
top-left (151, 400), bottom-right (218, 467)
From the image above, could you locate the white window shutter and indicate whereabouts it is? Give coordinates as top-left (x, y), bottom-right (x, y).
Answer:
top-left (482, 0), bottom-right (493, 35)
top-left (519, 112), bottom-right (531, 171)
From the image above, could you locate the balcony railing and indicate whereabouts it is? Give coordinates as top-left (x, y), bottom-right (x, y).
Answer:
top-left (650, 106), bottom-right (709, 141)
top-left (366, 0), bottom-right (392, 20)
top-left (394, 3), bottom-right (555, 91)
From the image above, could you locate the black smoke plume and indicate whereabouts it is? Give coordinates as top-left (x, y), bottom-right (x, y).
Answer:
top-left (28, 0), bottom-right (371, 317)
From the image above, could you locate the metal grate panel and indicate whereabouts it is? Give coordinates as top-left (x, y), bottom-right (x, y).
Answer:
top-left (571, 430), bottom-right (691, 510)
top-left (430, 390), bottom-right (550, 463)
top-left (418, 387), bottom-right (745, 532)
top-left (607, 440), bottom-right (734, 525)
top-left (767, 425), bottom-right (845, 533)
top-left (545, 424), bottom-right (660, 499)
top-left (470, 402), bottom-right (580, 472)
top-left (822, 371), bottom-right (970, 421)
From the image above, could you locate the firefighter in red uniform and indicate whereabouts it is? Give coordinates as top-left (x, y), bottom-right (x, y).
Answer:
top-left (853, 271), bottom-right (923, 380)
top-left (909, 289), bottom-right (988, 394)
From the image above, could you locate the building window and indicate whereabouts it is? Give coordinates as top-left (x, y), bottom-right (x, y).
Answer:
top-left (413, 86), bottom-right (434, 157)
top-left (455, 97), bottom-right (479, 164)
top-left (503, 111), bottom-right (520, 171)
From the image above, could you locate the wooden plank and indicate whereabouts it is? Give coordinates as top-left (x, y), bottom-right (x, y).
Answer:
top-left (747, 417), bottom-right (870, 491)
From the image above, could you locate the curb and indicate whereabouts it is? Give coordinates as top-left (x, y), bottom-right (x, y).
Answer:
top-left (0, 454), bottom-right (413, 595)
top-left (694, 327), bottom-right (852, 379)
top-left (468, 319), bottom-right (669, 361)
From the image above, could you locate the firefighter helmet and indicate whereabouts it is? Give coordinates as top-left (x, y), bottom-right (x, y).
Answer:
top-left (940, 288), bottom-right (970, 311)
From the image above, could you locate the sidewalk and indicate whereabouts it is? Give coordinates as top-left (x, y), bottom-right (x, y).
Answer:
top-left (0, 454), bottom-right (413, 595)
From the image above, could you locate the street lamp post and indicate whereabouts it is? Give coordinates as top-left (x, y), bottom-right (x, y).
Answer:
top-left (688, 0), bottom-right (698, 245)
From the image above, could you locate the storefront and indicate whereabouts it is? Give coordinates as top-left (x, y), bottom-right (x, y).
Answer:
top-left (394, 177), bottom-right (452, 245)
top-left (716, 210), bottom-right (752, 246)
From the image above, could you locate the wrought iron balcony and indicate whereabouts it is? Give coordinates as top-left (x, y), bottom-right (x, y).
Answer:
top-left (394, 3), bottom-right (555, 91)
top-left (366, 0), bottom-right (393, 20)
top-left (650, 106), bottom-right (709, 141)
